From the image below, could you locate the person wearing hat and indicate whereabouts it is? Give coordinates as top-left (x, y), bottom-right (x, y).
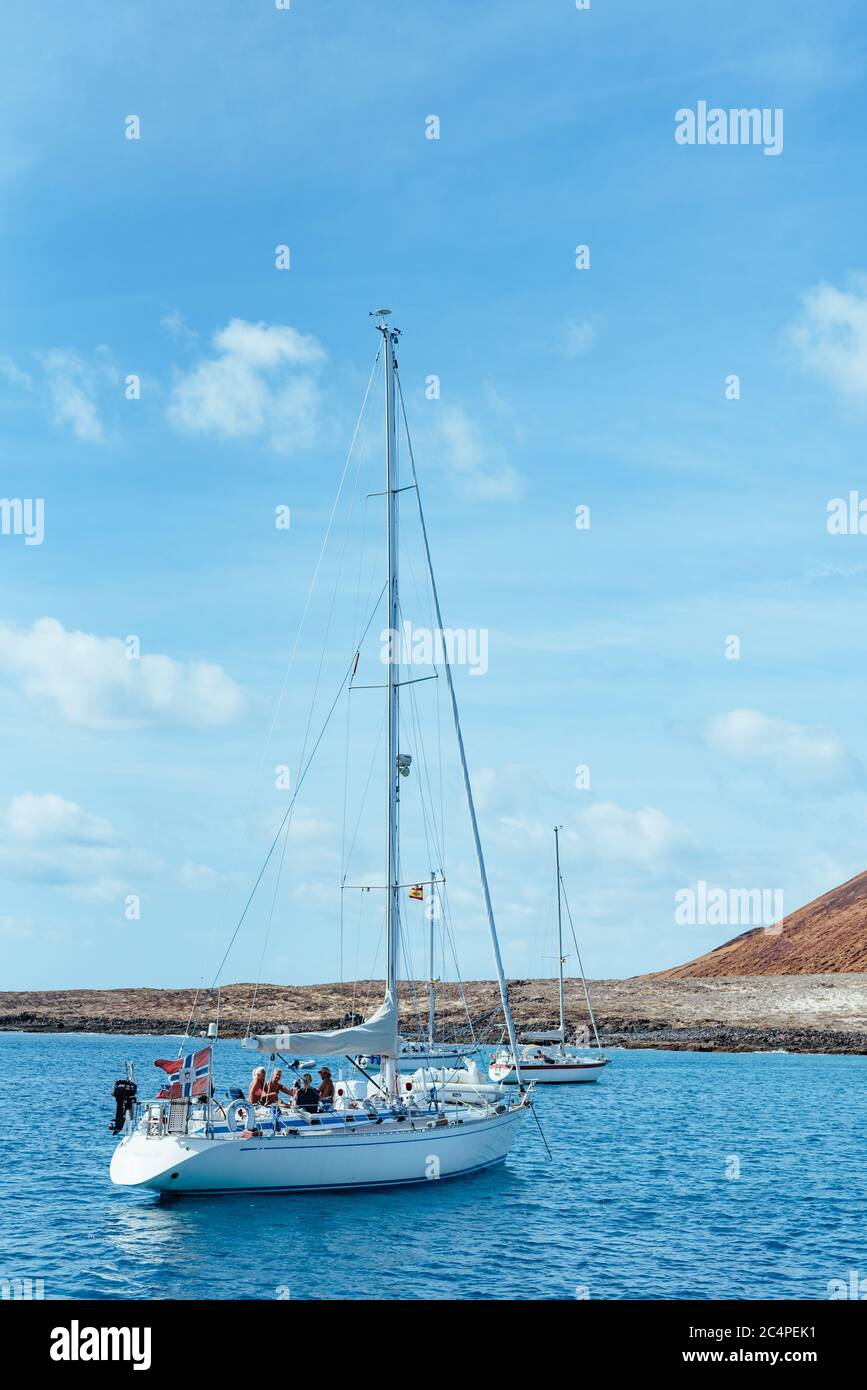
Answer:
top-left (317, 1067), bottom-right (335, 1109)
top-left (294, 1073), bottom-right (320, 1113)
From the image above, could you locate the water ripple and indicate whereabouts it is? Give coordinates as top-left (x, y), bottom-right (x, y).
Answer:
top-left (1, 1035), bottom-right (866, 1299)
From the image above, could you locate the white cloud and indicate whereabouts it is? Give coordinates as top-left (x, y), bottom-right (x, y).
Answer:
top-left (40, 349), bottom-right (108, 441)
top-left (436, 404), bottom-right (522, 501)
top-left (0, 353), bottom-right (32, 389)
top-left (573, 802), bottom-right (689, 868)
top-left (789, 278), bottom-right (867, 398)
top-left (474, 764), bottom-right (691, 872)
top-left (494, 803), bottom-right (691, 872)
top-left (1, 347), bottom-right (115, 435)
top-left (563, 318), bottom-right (595, 356)
top-left (0, 793), bottom-right (153, 902)
top-left (178, 861), bottom-right (220, 887)
top-left (160, 309), bottom-right (198, 346)
top-left (706, 708), bottom-right (860, 794)
top-left (168, 318), bottom-right (325, 451)
top-left (7, 791), bottom-right (117, 845)
top-left (474, 764), bottom-right (548, 815)
top-left (0, 617), bottom-right (244, 729)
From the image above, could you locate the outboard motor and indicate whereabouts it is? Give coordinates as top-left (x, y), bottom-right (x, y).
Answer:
top-left (110, 1075), bottom-right (138, 1134)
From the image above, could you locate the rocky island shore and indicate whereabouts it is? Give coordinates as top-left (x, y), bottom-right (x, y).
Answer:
top-left (2, 973), bottom-right (866, 1053)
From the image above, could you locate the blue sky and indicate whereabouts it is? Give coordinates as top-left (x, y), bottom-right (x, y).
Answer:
top-left (2, 0), bottom-right (867, 993)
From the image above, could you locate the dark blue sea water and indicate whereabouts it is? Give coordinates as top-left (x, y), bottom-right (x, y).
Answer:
top-left (2, 1033), bottom-right (865, 1301)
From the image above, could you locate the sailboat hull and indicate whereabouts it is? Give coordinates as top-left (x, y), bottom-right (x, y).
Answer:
top-left (489, 1058), bottom-right (609, 1085)
top-left (110, 1105), bottom-right (528, 1194)
top-left (360, 1046), bottom-right (481, 1071)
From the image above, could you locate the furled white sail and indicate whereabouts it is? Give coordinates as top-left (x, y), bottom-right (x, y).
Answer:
top-left (519, 1030), bottom-right (565, 1043)
top-left (244, 992), bottom-right (399, 1058)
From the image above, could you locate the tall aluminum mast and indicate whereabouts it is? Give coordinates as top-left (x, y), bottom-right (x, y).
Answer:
top-left (376, 310), bottom-right (401, 1097)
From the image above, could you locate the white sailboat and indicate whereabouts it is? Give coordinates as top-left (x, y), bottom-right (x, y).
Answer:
top-left (110, 312), bottom-right (531, 1194)
top-left (489, 826), bottom-right (609, 1085)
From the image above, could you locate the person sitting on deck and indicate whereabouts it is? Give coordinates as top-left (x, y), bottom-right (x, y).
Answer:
top-left (317, 1067), bottom-right (335, 1108)
top-left (262, 1067), bottom-right (294, 1107)
top-left (294, 1074), bottom-right (320, 1113)
top-left (247, 1067), bottom-right (266, 1105)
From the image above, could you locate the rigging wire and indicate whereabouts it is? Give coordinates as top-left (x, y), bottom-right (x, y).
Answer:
top-left (395, 695), bottom-right (454, 1044)
top-left (247, 378), bottom-right (375, 1034)
top-left (529, 862), bottom-right (557, 987)
top-left (259, 345), bottom-right (381, 767)
top-left (349, 887), bottom-right (366, 1025)
top-left (341, 482), bottom-right (378, 983)
top-left (392, 451), bottom-right (477, 1041)
top-left (559, 875), bottom-right (603, 1049)
top-left (181, 347), bottom-right (381, 1049)
top-left (179, 982), bottom-right (203, 1058)
top-left (393, 597), bottom-right (478, 1043)
top-left (276, 368), bottom-right (374, 1001)
top-left (188, 581), bottom-right (387, 1034)
top-left (342, 706), bottom-right (386, 877)
top-left (392, 500), bottom-right (476, 1040)
top-left (392, 602), bottom-right (459, 1044)
top-left (246, 348), bottom-right (379, 1034)
top-left (245, 812), bottom-right (292, 1037)
top-left (395, 370), bottom-right (522, 1067)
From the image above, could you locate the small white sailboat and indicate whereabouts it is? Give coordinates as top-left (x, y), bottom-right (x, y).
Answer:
top-left (360, 1038), bottom-right (480, 1070)
top-left (490, 826), bottom-right (609, 1086)
top-left (110, 312), bottom-right (531, 1194)
top-left (489, 1044), bottom-right (608, 1086)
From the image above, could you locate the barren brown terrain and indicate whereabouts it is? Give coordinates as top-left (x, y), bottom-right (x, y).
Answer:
top-left (5, 871), bottom-right (866, 1052)
top-left (2, 973), bottom-right (867, 1052)
top-left (656, 869), bottom-right (867, 978)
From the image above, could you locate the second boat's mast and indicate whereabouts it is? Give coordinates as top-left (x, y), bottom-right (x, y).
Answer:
top-left (554, 825), bottom-right (566, 1044)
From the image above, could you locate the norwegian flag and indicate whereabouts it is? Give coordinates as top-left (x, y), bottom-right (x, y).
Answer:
top-left (154, 1046), bottom-right (212, 1100)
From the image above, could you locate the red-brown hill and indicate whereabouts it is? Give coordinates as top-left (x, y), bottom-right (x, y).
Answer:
top-left (655, 870), bottom-right (867, 978)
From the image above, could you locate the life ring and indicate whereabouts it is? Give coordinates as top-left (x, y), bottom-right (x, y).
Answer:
top-left (226, 1099), bottom-right (257, 1133)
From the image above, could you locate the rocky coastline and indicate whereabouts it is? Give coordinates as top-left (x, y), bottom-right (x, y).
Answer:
top-left (2, 973), bottom-right (866, 1054)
